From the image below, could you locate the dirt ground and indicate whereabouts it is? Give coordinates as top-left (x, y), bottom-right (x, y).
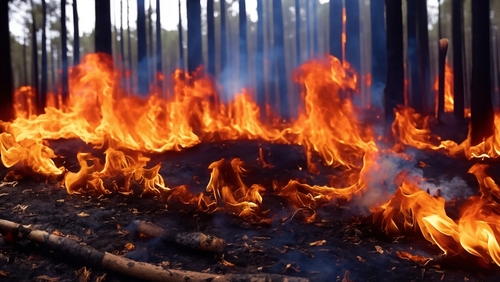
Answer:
top-left (1, 119), bottom-right (500, 281)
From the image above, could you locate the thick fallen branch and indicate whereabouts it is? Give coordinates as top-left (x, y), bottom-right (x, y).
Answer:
top-left (0, 219), bottom-right (308, 282)
top-left (133, 220), bottom-right (227, 253)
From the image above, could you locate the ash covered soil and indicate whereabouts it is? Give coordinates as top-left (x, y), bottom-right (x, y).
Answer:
top-left (1, 125), bottom-right (500, 281)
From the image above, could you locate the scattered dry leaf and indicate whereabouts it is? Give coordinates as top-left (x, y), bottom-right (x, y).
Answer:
top-left (86, 229), bottom-right (92, 235)
top-left (221, 259), bottom-right (235, 267)
top-left (95, 273), bottom-right (107, 282)
top-left (356, 256), bottom-right (366, 262)
top-left (0, 270), bottom-right (10, 277)
top-left (342, 270), bottom-right (352, 282)
top-left (35, 275), bottom-right (59, 282)
top-left (375, 245), bottom-right (384, 254)
top-left (284, 263), bottom-right (300, 273)
top-left (0, 193), bottom-right (8, 197)
top-left (0, 181), bottom-right (17, 187)
top-left (309, 240), bottom-right (326, 246)
top-left (75, 267), bottom-right (91, 282)
top-left (396, 251), bottom-right (432, 266)
top-left (77, 212), bottom-right (89, 217)
top-left (124, 243), bottom-right (135, 251)
top-left (52, 230), bottom-right (65, 237)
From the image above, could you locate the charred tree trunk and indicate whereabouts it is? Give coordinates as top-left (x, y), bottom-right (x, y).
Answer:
top-left (384, 0), bottom-right (405, 121)
top-left (407, 0), bottom-right (421, 112)
top-left (207, 0), bottom-right (215, 76)
top-left (73, 0), bottom-right (80, 65)
top-left (95, 0), bottom-right (112, 55)
top-left (0, 0), bottom-right (13, 122)
top-left (148, 3), bottom-right (153, 86)
top-left (31, 0), bottom-right (39, 107)
top-left (416, 0), bottom-right (430, 113)
top-left (295, 0), bottom-right (301, 65)
top-left (256, 0), bottom-right (265, 114)
top-left (239, 0), bottom-right (247, 85)
top-left (61, 0), bottom-right (69, 103)
top-left (345, 0), bottom-right (360, 72)
top-left (40, 0), bottom-right (48, 113)
top-left (187, 0), bottom-right (202, 73)
top-left (178, 0), bottom-right (184, 69)
top-left (50, 44), bottom-right (56, 93)
top-left (370, 0), bottom-right (387, 106)
top-left (23, 33), bottom-right (28, 86)
top-left (311, 0), bottom-right (318, 55)
top-left (137, 0), bottom-right (148, 94)
top-left (329, 0), bottom-right (342, 60)
top-left (452, 0), bottom-right (464, 120)
top-left (470, 0), bottom-right (494, 145)
top-left (437, 39), bottom-right (449, 121)
top-left (155, 0), bottom-right (162, 75)
top-left (272, 0), bottom-right (288, 119)
top-left (220, 0), bottom-right (227, 74)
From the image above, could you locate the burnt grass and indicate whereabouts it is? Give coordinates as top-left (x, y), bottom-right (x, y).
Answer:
top-left (1, 117), bottom-right (500, 281)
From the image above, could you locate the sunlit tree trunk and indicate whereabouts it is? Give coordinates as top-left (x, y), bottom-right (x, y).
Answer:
top-left (95, 0), bottom-right (112, 55)
top-left (329, 0), bottom-right (342, 60)
top-left (73, 0), bottom-right (80, 65)
top-left (384, 0), bottom-right (404, 121)
top-left (137, 0), bottom-right (148, 94)
top-left (272, 0), bottom-right (288, 119)
top-left (40, 0), bottom-right (47, 113)
top-left (207, 0), bottom-right (215, 76)
top-left (452, 0), bottom-right (464, 120)
top-left (370, 0), bottom-right (387, 107)
top-left (0, 0), bottom-right (13, 122)
top-left (178, 0), bottom-right (184, 69)
top-left (470, 0), bottom-right (494, 145)
top-left (416, 0), bottom-right (430, 113)
top-left (407, 0), bottom-right (420, 112)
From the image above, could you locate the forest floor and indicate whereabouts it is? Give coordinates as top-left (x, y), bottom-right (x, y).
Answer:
top-left (1, 114), bottom-right (500, 282)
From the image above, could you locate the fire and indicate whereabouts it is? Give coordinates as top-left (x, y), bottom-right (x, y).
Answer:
top-left (433, 62), bottom-right (454, 113)
top-left (374, 165), bottom-right (500, 266)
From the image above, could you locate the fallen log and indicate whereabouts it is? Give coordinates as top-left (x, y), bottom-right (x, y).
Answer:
top-left (0, 219), bottom-right (308, 282)
top-left (133, 220), bottom-right (227, 253)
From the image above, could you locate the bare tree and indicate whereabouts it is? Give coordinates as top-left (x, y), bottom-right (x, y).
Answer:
top-left (178, 0), bottom-right (184, 69)
top-left (370, 0), bottom-right (387, 105)
top-left (256, 0), bottom-right (265, 113)
top-left (30, 0), bottom-right (39, 106)
top-left (207, 0), bottom-right (215, 76)
top-left (61, 0), bottom-right (69, 102)
top-left (416, 0), bottom-right (430, 113)
top-left (119, 0), bottom-right (125, 77)
top-left (220, 0), bottom-right (227, 73)
top-left (187, 0), bottom-right (202, 72)
top-left (95, 0), bottom-right (112, 55)
top-left (272, 0), bottom-right (288, 119)
top-left (155, 0), bottom-right (162, 74)
top-left (73, 0), bottom-right (80, 65)
top-left (345, 0), bottom-right (360, 72)
top-left (40, 0), bottom-right (48, 113)
top-left (407, 0), bottom-right (421, 111)
top-left (295, 0), bottom-right (301, 65)
top-left (137, 0), bottom-right (148, 94)
top-left (239, 0), bottom-right (247, 85)
top-left (452, 0), bottom-right (464, 120)
top-left (0, 0), bottom-right (13, 122)
top-left (329, 0), bottom-right (342, 59)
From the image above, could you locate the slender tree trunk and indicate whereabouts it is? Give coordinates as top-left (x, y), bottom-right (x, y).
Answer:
top-left (127, 0), bottom-right (133, 91)
top-left (329, 0), bottom-right (342, 60)
top-left (95, 0), bottom-right (112, 55)
top-left (119, 0), bottom-right (125, 77)
top-left (239, 0), bottom-right (247, 85)
top-left (295, 0), bottom-right (301, 65)
top-left (148, 2), bottom-right (153, 87)
top-left (416, 0), bottom-right (430, 113)
top-left (23, 33), bottom-right (28, 86)
top-left (383, 0), bottom-right (405, 121)
top-left (311, 0), bottom-right (318, 55)
top-left (437, 39), bottom-right (449, 121)
top-left (31, 0), bottom-right (39, 107)
top-left (207, 0), bottom-right (215, 76)
top-left (178, 0), bottom-right (184, 69)
top-left (73, 0), bottom-right (80, 65)
top-left (156, 0), bottom-right (162, 75)
top-left (470, 0), bottom-right (494, 145)
top-left (272, 0), bottom-right (288, 119)
top-left (0, 0), bottom-right (13, 122)
top-left (407, 0), bottom-right (421, 111)
top-left (452, 0), bottom-right (464, 120)
top-left (305, 0), bottom-right (311, 57)
top-left (345, 0), bottom-right (360, 72)
top-left (256, 0), bottom-right (265, 114)
top-left (61, 0), bottom-right (69, 103)
top-left (220, 0), bottom-right (227, 73)
top-left (50, 44), bottom-right (56, 93)
top-left (370, 0), bottom-right (387, 107)
top-left (137, 0), bottom-right (148, 94)
top-left (40, 0), bottom-right (48, 114)
top-left (187, 0), bottom-right (202, 73)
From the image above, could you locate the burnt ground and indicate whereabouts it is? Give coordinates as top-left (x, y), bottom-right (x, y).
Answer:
top-left (1, 117), bottom-right (500, 281)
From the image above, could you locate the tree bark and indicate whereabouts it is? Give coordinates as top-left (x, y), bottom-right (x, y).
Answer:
top-left (329, 0), bottom-right (342, 60)
top-left (148, 2), bottom-right (153, 87)
top-left (239, 0), bottom-right (247, 85)
top-left (178, 0), bottom-right (184, 69)
top-left (187, 0), bottom-right (202, 73)
top-left (407, 0), bottom-right (421, 112)
top-left (370, 0), bottom-right (387, 107)
top-left (256, 0), bottom-right (265, 115)
top-left (220, 0), bottom-right (227, 74)
top-left (155, 0), bottom-right (162, 75)
top-left (311, 0), bottom-right (318, 55)
top-left (305, 0), bottom-right (311, 57)
top-left (416, 0), bottom-right (430, 113)
top-left (73, 0), bottom-right (80, 65)
top-left (0, 0), bottom-right (13, 122)
top-left (452, 0), bottom-right (464, 120)
top-left (207, 0), bottom-right (215, 76)
top-left (470, 0), bottom-right (494, 145)
top-left (95, 0), bottom-right (112, 55)
top-left (383, 0), bottom-right (405, 121)
top-left (437, 39), bottom-right (449, 122)
top-left (272, 0), bottom-right (289, 119)
top-left (137, 0), bottom-right (148, 94)
top-left (345, 0), bottom-right (360, 72)
top-left (40, 0), bottom-right (48, 114)
top-left (61, 0), bottom-right (69, 103)
top-left (295, 0), bottom-right (301, 65)
top-left (31, 0), bottom-right (39, 108)
top-left (127, 0), bottom-right (133, 92)
top-left (119, 0), bottom-right (125, 78)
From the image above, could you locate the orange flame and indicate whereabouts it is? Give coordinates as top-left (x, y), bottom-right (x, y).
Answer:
top-left (433, 62), bottom-right (454, 113)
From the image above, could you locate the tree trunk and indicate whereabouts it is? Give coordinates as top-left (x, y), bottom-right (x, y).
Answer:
top-left (295, 0), bottom-right (301, 65)
top-left (329, 0), bottom-right (342, 60)
top-left (370, 0), bottom-right (387, 107)
top-left (23, 33), bottom-right (28, 86)
top-left (50, 44), bottom-right (56, 94)
top-left (407, 0), bottom-right (421, 112)
top-left (220, 0), bottom-right (227, 74)
top-left (437, 39), bottom-right (449, 122)
top-left (40, 0), bottom-right (48, 114)
top-left (272, 0), bottom-right (288, 119)
top-left (73, 0), bottom-right (80, 65)
top-left (31, 0), bottom-right (39, 108)
top-left (137, 0), bottom-right (148, 94)
top-left (119, 0), bottom-right (125, 77)
top-left (452, 0), bottom-right (464, 120)
top-left (156, 0), bottom-right (162, 75)
top-left (305, 0), bottom-right (311, 57)
top-left (61, 0), bottom-right (69, 103)
top-left (0, 0), bottom-right (13, 122)
top-left (256, 0), bottom-right (265, 114)
top-left (207, 0), bottom-right (215, 76)
top-left (383, 0), bottom-right (405, 121)
top-left (238, 0), bottom-right (247, 86)
top-left (416, 0), bottom-right (430, 113)
top-left (470, 0), bottom-right (494, 145)
top-left (127, 0), bottom-right (133, 91)
top-left (148, 3), bottom-right (153, 87)
top-left (345, 0), bottom-right (360, 72)
top-left (178, 0), bottom-right (184, 69)
top-left (187, 0), bottom-right (202, 73)
top-left (311, 0), bottom-right (318, 55)
top-left (95, 0), bottom-right (112, 55)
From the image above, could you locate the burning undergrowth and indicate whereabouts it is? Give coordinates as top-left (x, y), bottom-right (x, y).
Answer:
top-left (1, 53), bottom-right (500, 280)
